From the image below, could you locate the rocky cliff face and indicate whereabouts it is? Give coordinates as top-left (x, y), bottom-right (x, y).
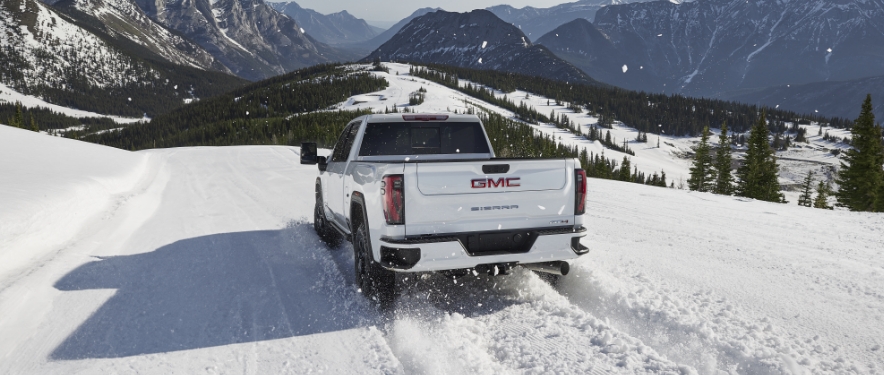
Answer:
top-left (535, 18), bottom-right (659, 91)
top-left (52, 0), bottom-right (226, 72)
top-left (1, 0), bottom-right (159, 91)
top-left (487, 0), bottom-right (657, 41)
top-left (130, 0), bottom-right (355, 81)
top-left (349, 7), bottom-right (440, 53)
top-left (270, 1), bottom-right (382, 45)
top-left (0, 0), bottom-right (246, 116)
top-left (363, 10), bottom-right (598, 86)
top-left (580, 0), bottom-right (884, 98)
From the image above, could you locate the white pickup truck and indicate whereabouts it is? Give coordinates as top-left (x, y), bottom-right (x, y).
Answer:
top-left (300, 113), bottom-right (588, 305)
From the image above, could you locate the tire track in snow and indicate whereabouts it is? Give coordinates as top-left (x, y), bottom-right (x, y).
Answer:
top-left (366, 268), bottom-right (692, 375)
top-left (560, 262), bottom-right (789, 375)
top-left (319, 234), bottom-right (691, 374)
top-left (557, 179), bottom-right (884, 375)
top-left (274, 219), bottom-right (405, 374)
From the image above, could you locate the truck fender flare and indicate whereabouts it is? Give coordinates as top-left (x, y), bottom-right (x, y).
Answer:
top-left (315, 177), bottom-right (322, 199)
top-left (349, 192), bottom-right (375, 262)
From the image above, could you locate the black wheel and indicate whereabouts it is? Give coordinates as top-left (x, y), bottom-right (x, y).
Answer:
top-left (353, 220), bottom-right (395, 307)
top-left (533, 271), bottom-right (560, 287)
top-left (314, 182), bottom-right (341, 247)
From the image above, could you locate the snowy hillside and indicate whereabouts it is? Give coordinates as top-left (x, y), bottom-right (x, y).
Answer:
top-left (0, 82), bottom-right (144, 124)
top-left (132, 0), bottom-right (355, 80)
top-left (0, 0), bottom-right (247, 118)
top-left (0, 0), bottom-right (159, 91)
top-left (362, 10), bottom-right (596, 86)
top-left (56, 0), bottom-right (226, 72)
top-left (1, 115), bottom-right (882, 373)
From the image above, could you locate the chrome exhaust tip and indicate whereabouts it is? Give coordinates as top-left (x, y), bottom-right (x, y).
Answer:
top-left (521, 261), bottom-right (569, 276)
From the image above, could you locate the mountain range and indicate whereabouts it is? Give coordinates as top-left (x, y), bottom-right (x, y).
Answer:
top-left (362, 9), bottom-right (598, 86)
top-left (487, 0), bottom-right (657, 41)
top-left (534, 0), bottom-right (884, 119)
top-left (269, 2), bottom-right (383, 45)
top-left (0, 0), bottom-right (245, 117)
top-left (727, 76), bottom-right (884, 121)
top-left (3, 0), bottom-right (882, 122)
top-left (54, 0), bottom-right (226, 72)
top-left (127, 0), bottom-right (358, 81)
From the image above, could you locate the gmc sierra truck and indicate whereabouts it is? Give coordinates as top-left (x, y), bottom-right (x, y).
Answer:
top-left (300, 113), bottom-right (588, 304)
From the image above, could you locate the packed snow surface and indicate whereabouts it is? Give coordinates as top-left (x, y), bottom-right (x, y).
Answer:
top-left (1, 122), bottom-right (882, 374)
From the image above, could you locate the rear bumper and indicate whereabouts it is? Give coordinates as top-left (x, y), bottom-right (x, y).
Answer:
top-left (378, 226), bottom-right (588, 272)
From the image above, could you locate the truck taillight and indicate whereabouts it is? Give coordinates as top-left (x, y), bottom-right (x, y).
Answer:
top-left (381, 175), bottom-right (405, 225)
top-left (575, 169), bottom-right (586, 215)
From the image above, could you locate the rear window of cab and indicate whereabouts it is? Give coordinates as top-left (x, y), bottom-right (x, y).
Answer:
top-left (358, 122), bottom-right (490, 156)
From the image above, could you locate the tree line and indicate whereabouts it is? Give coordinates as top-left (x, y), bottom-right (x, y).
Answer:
top-left (688, 95), bottom-right (884, 213)
top-left (1, 101), bottom-right (117, 132)
top-left (689, 114), bottom-right (786, 202)
top-left (86, 64), bottom-right (388, 150)
top-left (411, 66), bottom-right (635, 156)
top-left (410, 63), bottom-right (851, 136)
top-left (478, 109), bottom-right (667, 188)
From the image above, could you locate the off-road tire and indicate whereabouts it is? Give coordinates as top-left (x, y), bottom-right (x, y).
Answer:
top-left (353, 220), bottom-right (395, 307)
top-left (314, 182), bottom-right (341, 247)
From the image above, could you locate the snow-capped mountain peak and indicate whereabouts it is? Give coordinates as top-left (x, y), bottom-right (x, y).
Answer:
top-left (55, 0), bottom-right (225, 71)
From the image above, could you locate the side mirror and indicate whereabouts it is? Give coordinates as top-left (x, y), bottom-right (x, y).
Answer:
top-left (300, 142), bottom-right (317, 164)
top-left (317, 156), bottom-right (328, 172)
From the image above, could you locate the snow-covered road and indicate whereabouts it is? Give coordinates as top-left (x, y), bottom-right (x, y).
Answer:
top-left (1, 125), bottom-right (882, 374)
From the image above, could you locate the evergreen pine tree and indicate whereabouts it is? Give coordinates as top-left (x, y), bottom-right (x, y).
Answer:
top-left (813, 181), bottom-right (833, 210)
top-left (736, 111), bottom-right (785, 202)
top-left (688, 126), bottom-right (714, 192)
top-left (30, 114), bottom-right (38, 132)
top-left (797, 171), bottom-right (814, 207)
top-left (619, 156), bottom-right (631, 181)
top-left (13, 101), bottom-right (23, 128)
top-left (712, 121), bottom-right (734, 195)
top-left (835, 94), bottom-right (884, 212)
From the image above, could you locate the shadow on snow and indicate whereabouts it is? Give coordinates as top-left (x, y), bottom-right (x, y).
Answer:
top-left (50, 223), bottom-right (373, 360)
top-left (50, 221), bottom-right (527, 360)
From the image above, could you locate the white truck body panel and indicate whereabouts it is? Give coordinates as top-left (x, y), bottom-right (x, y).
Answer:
top-left (407, 159), bottom-right (577, 236)
top-left (315, 114), bottom-right (587, 273)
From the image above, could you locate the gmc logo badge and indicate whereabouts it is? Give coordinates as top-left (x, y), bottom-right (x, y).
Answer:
top-left (471, 177), bottom-right (520, 188)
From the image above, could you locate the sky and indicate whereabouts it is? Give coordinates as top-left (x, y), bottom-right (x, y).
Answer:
top-left (281, 0), bottom-right (570, 25)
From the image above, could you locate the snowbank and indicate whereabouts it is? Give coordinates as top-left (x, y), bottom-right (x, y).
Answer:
top-left (0, 125), bottom-right (148, 282)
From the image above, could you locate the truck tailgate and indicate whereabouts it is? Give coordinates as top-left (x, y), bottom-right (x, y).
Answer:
top-left (406, 159), bottom-right (575, 236)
